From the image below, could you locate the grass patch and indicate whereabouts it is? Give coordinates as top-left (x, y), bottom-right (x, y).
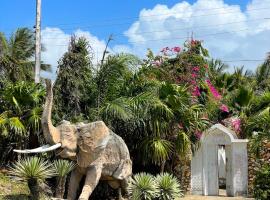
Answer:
top-left (0, 170), bottom-right (29, 200)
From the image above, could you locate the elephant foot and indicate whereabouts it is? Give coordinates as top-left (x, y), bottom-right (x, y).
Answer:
top-left (118, 188), bottom-right (126, 200)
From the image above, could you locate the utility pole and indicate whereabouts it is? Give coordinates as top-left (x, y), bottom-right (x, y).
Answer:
top-left (34, 0), bottom-right (42, 83)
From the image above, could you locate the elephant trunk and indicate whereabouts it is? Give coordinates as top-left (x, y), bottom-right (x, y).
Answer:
top-left (41, 79), bottom-right (60, 144)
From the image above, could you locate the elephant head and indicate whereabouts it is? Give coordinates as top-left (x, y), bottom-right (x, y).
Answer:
top-left (14, 79), bottom-right (110, 164)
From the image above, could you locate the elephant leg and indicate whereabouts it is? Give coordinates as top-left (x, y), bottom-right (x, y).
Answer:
top-left (120, 178), bottom-right (129, 195)
top-left (78, 165), bottom-right (102, 200)
top-left (67, 168), bottom-right (83, 200)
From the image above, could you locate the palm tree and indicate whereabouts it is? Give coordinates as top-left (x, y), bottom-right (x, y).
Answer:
top-left (53, 159), bottom-right (76, 198)
top-left (9, 157), bottom-right (56, 200)
top-left (255, 53), bottom-right (270, 91)
top-left (0, 28), bottom-right (51, 82)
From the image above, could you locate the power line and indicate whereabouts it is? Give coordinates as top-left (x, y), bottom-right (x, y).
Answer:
top-left (2, 5), bottom-right (270, 37)
top-left (40, 17), bottom-right (270, 40)
top-left (45, 3), bottom-right (270, 27)
top-left (45, 27), bottom-right (268, 47)
top-left (44, 6), bottom-right (270, 29)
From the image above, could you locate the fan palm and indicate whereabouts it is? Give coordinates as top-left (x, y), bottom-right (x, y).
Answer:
top-left (53, 159), bottom-right (76, 198)
top-left (156, 173), bottom-right (183, 200)
top-left (128, 173), bottom-right (158, 200)
top-left (9, 157), bottom-right (56, 200)
top-left (0, 81), bottom-right (45, 163)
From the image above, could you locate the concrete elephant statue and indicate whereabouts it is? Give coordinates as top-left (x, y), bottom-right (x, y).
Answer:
top-left (14, 80), bottom-right (132, 200)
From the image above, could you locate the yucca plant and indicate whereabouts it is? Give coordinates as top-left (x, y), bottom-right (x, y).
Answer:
top-left (53, 159), bottom-right (76, 198)
top-left (155, 173), bottom-right (183, 200)
top-left (9, 157), bottom-right (56, 200)
top-left (128, 173), bottom-right (158, 200)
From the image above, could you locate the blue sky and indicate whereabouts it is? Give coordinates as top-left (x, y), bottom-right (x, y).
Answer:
top-left (1, 0), bottom-right (270, 74)
top-left (1, 0), bottom-right (249, 37)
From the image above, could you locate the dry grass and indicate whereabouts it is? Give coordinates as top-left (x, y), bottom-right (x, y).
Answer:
top-left (0, 170), bottom-right (29, 200)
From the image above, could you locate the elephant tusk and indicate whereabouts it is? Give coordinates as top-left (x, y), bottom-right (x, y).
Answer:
top-left (13, 143), bottom-right (62, 154)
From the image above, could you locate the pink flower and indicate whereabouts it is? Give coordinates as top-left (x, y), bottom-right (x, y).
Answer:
top-left (153, 60), bottom-right (162, 67)
top-left (220, 104), bottom-right (229, 113)
top-left (192, 86), bottom-right (201, 96)
top-left (232, 118), bottom-right (241, 132)
top-left (172, 46), bottom-right (181, 53)
top-left (191, 73), bottom-right (197, 78)
top-left (195, 131), bottom-right (202, 139)
top-left (192, 66), bottom-right (200, 71)
top-left (206, 79), bottom-right (222, 100)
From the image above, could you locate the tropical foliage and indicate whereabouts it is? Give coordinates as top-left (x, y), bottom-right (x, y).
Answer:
top-left (1, 26), bottom-right (270, 199)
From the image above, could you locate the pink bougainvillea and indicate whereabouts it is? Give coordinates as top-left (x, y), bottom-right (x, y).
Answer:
top-left (206, 79), bottom-right (222, 100)
top-left (153, 60), bottom-right (162, 67)
top-left (195, 131), bottom-right (202, 139)
top-left (192, 66), bottom-right (200, 72)
top-left (232, 118), bottom-right (241, 133)
top-left (220, 104), bottom-right (229, 113)
top-left (192, 86), bottom-right (201, 96)
top-left (160, 46), bottom-right (181, 56)
top-left (172, 46), bottom-right (181, 53)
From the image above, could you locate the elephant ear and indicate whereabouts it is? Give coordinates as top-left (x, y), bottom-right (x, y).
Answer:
top-left (77, 121), bottom-right (110, 168)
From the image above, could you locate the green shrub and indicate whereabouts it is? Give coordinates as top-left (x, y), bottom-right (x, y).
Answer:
top-left (128, 172), bottom-right (158, 200)
top-left (253, 164), bottom-right (270, 200)
top-left (128, 172), bottom-right (183, 200)
top-left (9, 157), bottom-right (56, 200)
top-left (156, 173), bottom-right (183, 200)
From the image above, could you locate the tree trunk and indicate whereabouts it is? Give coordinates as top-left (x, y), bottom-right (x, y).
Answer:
top-left (28, 178), bottom-right (40, 200)
top-left (160, 161), bottom-right (166, 173)
top-left (55, 177), bottom-right (66, 198)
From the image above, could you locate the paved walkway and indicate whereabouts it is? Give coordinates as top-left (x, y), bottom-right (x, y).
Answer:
top-left (182, 195), bottom-right (253, 200)
top-left (182, 190), bottom-right (253, 200)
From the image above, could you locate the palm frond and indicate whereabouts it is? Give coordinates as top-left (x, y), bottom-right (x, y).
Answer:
top-left (141, 138), bottom-right (173, 165)
top-left (128, 173), bottom-right (158, 200)
top-left (156, 173), bottom-right (183, 200)
top-left (101, 97), bottom-right (133, 121)
top-left (53, 159), bottom-right (76, 177)
top-left (9, 157), bottom-right (56, 181)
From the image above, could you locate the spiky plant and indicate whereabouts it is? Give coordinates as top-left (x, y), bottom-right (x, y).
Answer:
top-left (9, 157), bottom-right (56, 200)
top-left (53, 159), bottom-right (76, 198)
top-left (128, 173), bottom-right (158, 200)
top-left (155, 173), bottom-right (183, 200)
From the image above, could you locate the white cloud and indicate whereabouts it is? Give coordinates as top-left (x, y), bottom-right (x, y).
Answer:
top-left (41, 0), bottom-right (270, 76)
top-left (41, 27), bottom-right (109, 79)
top-left (123, 0), bottom-right (270, 70)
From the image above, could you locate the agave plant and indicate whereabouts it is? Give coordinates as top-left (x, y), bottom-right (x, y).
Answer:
top-left (128, 173), bottom-right (158, 200)
top-left (9, 156), bottom-right (56, 200)
top-left (155, 173), bottom-right (183, 200)
top-left (53, 159), bottom-right (76, 198)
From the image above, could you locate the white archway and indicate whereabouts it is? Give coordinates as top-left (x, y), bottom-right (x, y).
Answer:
top-left (191, 124), bottom-right (248, 196)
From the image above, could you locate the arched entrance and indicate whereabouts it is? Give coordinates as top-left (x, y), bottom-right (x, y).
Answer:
top-left (191, 124), bottom-right (248, 196)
